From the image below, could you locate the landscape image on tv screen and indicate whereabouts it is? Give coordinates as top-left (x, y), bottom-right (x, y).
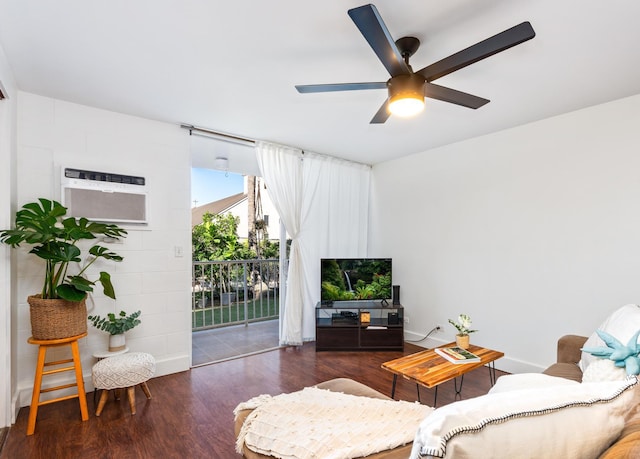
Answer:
top-left (321, 258), bottom-right (392, 302)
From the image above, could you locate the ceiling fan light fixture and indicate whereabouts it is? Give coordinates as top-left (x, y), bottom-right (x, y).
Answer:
top-left (389, 95), bottom-right (425, 117)
top-left (387, 74), bottom-right (426, 117)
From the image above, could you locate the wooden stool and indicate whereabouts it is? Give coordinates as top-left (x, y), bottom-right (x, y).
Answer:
top-left (26, 333), bottom-right (89, 435)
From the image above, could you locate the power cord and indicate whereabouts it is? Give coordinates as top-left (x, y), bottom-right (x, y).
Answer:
top-left (405, 325), bottom-right (441, 343)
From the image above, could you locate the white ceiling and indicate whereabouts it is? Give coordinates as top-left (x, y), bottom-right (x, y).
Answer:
top-left (1, 0), bottom-right (640, 165)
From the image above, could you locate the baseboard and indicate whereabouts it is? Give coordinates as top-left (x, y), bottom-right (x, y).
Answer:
top-left (403, 330), bottom-right (544, 375)
top-left (10, 393), bottom-right (19, 425)
top-left (154, 354), bottom-right (191, 378)
top-left (14, 353), bottom-right (191, 410)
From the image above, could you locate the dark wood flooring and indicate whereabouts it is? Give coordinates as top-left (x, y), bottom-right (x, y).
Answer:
top-left (0, 342), bottom-right (506, 459)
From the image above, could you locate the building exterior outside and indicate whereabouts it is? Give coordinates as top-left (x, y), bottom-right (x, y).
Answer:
top-left (191, 175), bottom-right (281, 243)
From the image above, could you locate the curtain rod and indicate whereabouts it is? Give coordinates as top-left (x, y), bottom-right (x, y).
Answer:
top-left (180, 124), bottom-right (255, 147)
top-left (181, 123), bottom-right (371, 168)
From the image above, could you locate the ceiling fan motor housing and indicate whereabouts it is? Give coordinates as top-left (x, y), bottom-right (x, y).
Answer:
top-left (387, 73), bottom-right (426, 116)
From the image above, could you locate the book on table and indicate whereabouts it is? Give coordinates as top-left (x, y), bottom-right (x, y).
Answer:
top-left (435, 346), bottom-right (481, 364)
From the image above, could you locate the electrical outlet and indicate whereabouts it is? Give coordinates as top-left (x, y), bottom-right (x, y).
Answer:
top-left (404, 316), bottom-right (410, 325)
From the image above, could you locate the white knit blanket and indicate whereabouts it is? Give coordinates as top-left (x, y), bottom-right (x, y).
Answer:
top-left (234, 386), bottom-right (433, 459)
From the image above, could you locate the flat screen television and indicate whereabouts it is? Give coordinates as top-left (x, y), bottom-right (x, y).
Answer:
top-left (320, 258), bottom-right (392, 302)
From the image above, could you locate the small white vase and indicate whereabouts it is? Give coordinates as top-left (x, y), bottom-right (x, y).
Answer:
top-left (109, 333), bottom-right (126, 352)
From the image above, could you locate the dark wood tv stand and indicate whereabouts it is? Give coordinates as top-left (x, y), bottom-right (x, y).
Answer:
top-left (315, 301), bottom-right (404, 351)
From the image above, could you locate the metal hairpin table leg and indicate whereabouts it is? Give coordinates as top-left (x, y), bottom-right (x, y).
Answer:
top-left (488, 361), bottom-right (498, 386)
top-left (453, 374), bottom-right (465, 396)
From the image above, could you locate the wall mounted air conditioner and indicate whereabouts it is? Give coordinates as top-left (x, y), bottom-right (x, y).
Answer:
top-left (61, 167), bottom-right (148, 224)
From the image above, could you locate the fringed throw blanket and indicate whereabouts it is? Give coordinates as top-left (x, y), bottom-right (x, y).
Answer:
top-left (234, 386), bottom-right (433, 459)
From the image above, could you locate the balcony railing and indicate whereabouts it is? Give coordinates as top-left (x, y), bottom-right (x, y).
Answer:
top-left (192, 259), bottom-right (280, 331)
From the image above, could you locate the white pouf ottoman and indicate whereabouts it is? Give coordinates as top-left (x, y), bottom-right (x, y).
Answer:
top-left (92, 352), bottom-right (156, 416)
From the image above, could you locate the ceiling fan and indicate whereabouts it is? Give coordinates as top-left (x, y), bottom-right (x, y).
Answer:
top-left (295, 4), bottom-right (535, 124)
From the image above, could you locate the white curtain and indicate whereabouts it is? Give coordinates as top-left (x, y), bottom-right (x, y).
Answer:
top-left (256, 141), bottom-right (370, 345)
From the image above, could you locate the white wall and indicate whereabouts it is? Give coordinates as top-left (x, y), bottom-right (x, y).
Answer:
top-left (12, 92), bottom-right (192, 411)
top-left (370, 93), bottom-right (640, 374)
top-left (0, 39), bottom-right (17, 429)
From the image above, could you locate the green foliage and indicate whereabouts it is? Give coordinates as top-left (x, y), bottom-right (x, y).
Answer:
top-left (321, 260), bottom-right (347, 291)
top-left (354, 283), bottom-right (376, 299)
top-left (373, 273), bottom-right (391, 297)
top-left (259, 239), bottom-right (280, 259)
top-left (193, 212), bottom-right (282, 296)
top-left (192, 212), bottom-right (244, 261)
top-left (321, 269), bottom-right (391, 300)
top-left (448, 314), bottom-right (477, 336)
top-left (192, 212), bottom-right (280, 261)
top-left (0, 198), bottom-right (127, 301)
top-left (88, 310), bottom-right (141, 335)
top-left (321, 281), bottom-right (355, 300)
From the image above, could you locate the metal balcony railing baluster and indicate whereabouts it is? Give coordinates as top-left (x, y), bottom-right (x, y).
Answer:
top-left (191, 259), bottom-right (280, 330)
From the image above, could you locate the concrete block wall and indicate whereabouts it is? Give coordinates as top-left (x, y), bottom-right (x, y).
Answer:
top-left (13, 92), bottom-right (192, 409)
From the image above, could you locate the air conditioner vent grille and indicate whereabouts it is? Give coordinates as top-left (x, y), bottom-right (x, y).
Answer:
top-left (64, 168), bottom-right (145, 186)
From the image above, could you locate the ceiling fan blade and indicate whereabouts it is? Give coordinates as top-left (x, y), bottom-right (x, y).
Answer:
top-left (417, 21), bottom-right (535, 81)
top-left (348, 4), bottom-right (410, 77)
top-left (424, 82), bottom-right (489, 109)
top-left (370, 100), bottom-right (391, 124)
top-left (295, 82), bottom-right (386, 93)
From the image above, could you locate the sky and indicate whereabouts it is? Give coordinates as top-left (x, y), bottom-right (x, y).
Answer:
top-left (191, 168), bottom-right (244, 208)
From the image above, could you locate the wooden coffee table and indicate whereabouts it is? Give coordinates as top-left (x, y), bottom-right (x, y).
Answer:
top-left (381, 343), bottom-right (504, 406)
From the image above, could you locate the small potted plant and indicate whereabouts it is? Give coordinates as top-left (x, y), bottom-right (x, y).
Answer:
top-left (88, 310), bottom-right (141, 351)
top-left (448, 313), bottom-right (477, 349)
top-left (0, 198), bottom-right (127, 340)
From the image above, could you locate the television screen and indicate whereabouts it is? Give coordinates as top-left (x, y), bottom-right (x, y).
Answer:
top-left (320, 258), bottom-right (392, 302)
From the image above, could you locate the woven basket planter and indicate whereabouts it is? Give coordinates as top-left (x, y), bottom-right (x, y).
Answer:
top-left (27, 295), bottom-right (87, 340)
top-left (455, 334), bottom-right (470, 349)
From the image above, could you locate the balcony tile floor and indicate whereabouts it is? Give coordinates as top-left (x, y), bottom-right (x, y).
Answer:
top-left (192, 319), bottom-right (280, 366)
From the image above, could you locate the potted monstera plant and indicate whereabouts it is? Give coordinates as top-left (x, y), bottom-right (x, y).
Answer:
top-left (0, 198), bottom-right (127, 340)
